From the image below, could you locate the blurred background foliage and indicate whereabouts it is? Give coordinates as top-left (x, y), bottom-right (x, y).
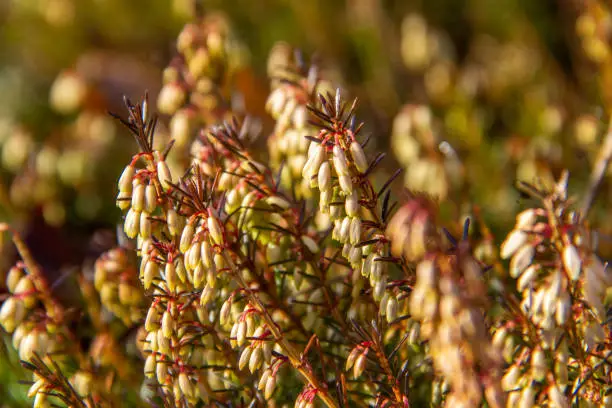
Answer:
top-left (1, 0), bottom-right (612, 405)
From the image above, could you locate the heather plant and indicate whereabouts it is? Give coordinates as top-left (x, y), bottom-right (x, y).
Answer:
top-left (1, 5), bottom-right (612, 408)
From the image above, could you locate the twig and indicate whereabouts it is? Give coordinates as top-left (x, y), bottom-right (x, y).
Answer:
top-left (0, 223), bottom-right (63, 322)
top-left (222, 252), bottom-right (340, 408)
top-left (582, 121), bottom-right (612, 217)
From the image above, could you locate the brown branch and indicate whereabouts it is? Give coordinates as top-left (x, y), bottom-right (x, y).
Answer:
top-left (582, 121), bottom-right (612, 217)
top-left (222, 252), bottom-right (340, 408)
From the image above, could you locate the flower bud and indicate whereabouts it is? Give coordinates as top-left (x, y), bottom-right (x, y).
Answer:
top-left (185, 241), bottom-right (201, 271)
top-left (266, 88), bottom-right (287, 118)
top-left (266, 244), bottom-right (282, 265)
top-left (266, 196), bottom-right (291, 210)
top-left (161, 310), bottom-right (174, 338)
top-left (220, 299), bottom-right (232, 326)
top-left (342, 243), bottom-right (351, 259)
top-left (264, 374), bottom-right (276, 399)
top-left (236, 320), bottom-right (247, 346)
top-left (303, 144), bottom-right (326, 180)
top-left (33, 390), bottom-right (48, 408)
top-left (379, 292), bottom-right (390, 317)
top-left (19, 330), bottom-right (39, 361)
top-left (301, 235), bottom-right (319, 253)
top-left (518, 384), bottom-right (535, 408)
top-left (195, 379), bottom-right (210, 403)
top-left (416, 258), bottom-right (436, 286)
top-left (192, 263), bottom-right (205, 289)
top-left (530, 348), bottom-right (547, 381)
top-left (206, 264), bottom-right (217, 288)
top-left (0, 297), bottom-right (25, 333)
top-left (157, 160), bottom-right (173, 190)
top-left (501, 365), bottom-right (520, 391)
top-left (330, 203), bottom-right (342, 219)
top-left (491, 330), bottom-right (508, 357)
top-left (319, 189), bottom-right (331, 213)
top-left (167, 208), bottom-right (181, 236)
top-left (516, 209), bottom-right (538, 229)
top-left (14, 277), bottom-right (36, 308)
top-left (555, 292), bottom-right (571, 326)
top-left (353, 353), bottom-right (367, 378)
top-left (517, 265), bottom-right (538, 292)
top-left (207, 30), bottom-right (225, 55)
top-left (178, 372), bottom-right (194, 399)
top-left (584, 322), bottom-right (605, 349)
top-left (218, 172), bottom-right (234, 191)
top-left (180, 224), bottom-right (195, 255)
top-left (292, 104), bottom-right (308, 129)
top-left (500, 230), bottom-right (528, 259)
top-left (349, 217), bottom-right (361, 245)
top-left (143, 260), bottom-right (160, 289)
top-left (345, 347), bottom-right (361, 371)
top-left (249, 347), bottom-right (263, 373)
top-left (373, 278), bottom-right (387, 301)
top-left (188, 48), bottom-right (211, 79)
top-left (116, 191), bottom-right (131, 210)
top-left (170, 108), bottom-right (196, 147)
top-left (345, 190), bottom-right (359, 217)
top-left (144, 354), bottom-right (156, 378)
top-left (362, 252), bottom-right (375, 277)
top-left (238, 346), bottom-right (252, 370)
top-left (318, 161), bottom-right (331, 192)
top-left (350, 142), bottom-right (368, 173)
top-left (338, 174), bottom-right (353, 195)
top-left (124, 208), bottom-right (140, 239)
top-left (144, 184), bottom-right (157, 213)
top-left (338, 217), bottom-right (350, 243)
top-left (145, 330), bottom-right (157, 352)
top-left (28, 378), bottom-right (45, 398)
top-left (157, 82), bottom-right (185, 115)
top-left (72, 371), bottom-right (93, 397)
top-left (349, 246), bottom-right (362, 265)
top-left (213, 253), bottom-right (226, 270)
top-left (278, 98), bottom-right (297, 130)
top-left (586, 255), bottom-right (611, 286)
top-left (131, 183), bottom-right (145, 212)
top-left (201, 241), bottom-right (213, 267)
top-left (155, 360), bottom-right (168, 384)
top-left (258, 369), bottom-right (270, 391)
top-left (157, 328), bottom-right (171, 354)
top-left (562, 245), bottom-right (581, 281)
top-left (386, 296), bottom-right (398, 322)
top-left (12, 324), bottom-right (26, 349)
top-left (510, 245), bottom-right (534, 278)
top-left (145, 306), bottom-right (160, 332)
top-left (289, 268), bottom-right (303, 290)
top-left (6, 267), bottom-right (24, 293)
top-left (554, 361), bottom-right (568, 387)
top-left (139, 211), bottom-right (152, 239)
top-left (547, 383), bottom-right (567, 408)
top-left (165, 262), bottom-right (178, 293)
top-left (207, 216), bottom-right (224, 245)
top-left (333, 145), bottom-right (349, 176)
top-left (49, 71), bottom-right (87, 114)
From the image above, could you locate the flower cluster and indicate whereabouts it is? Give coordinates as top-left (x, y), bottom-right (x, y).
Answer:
top-left (387, 198), bottom-right (505, 408)
top-left (94, 247), bottom-right (145, 326)
top-left (303, 91), bottom-right (402, 317)
top-left (265, 44), bottom-right (332, 199)
top-left (495, 174), bottom-right (611, 407)
top-left (391, 105), bottom-right (463, 201)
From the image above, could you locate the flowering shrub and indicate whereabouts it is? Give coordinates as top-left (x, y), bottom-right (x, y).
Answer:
top-left (0, 9), bottom-right (611, 408)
